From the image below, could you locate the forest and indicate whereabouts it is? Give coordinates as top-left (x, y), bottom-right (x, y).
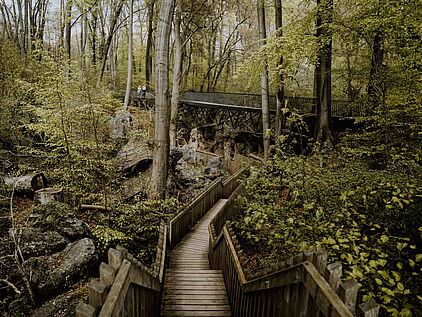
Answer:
top-left (0, 0), bottom-right (421, 316)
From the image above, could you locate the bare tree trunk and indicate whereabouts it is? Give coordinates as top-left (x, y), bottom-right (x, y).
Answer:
top-left (257, 0), bottom-right (270, 160)
top-left (64, 0), bottom-right (73, 60)
top-left (97, 0), bottom-right (124, 86)
top-left (314, 0), bottom-right (333, 146)
top-left (170, 0), bottom-right (182, 148)
top-left (145, 0), bottom-right (155, 89)
top-left (151, 0), bottom-right (174, 199)
top-left (124, 0), bottom-right (134, 110)
top-left (368, 29), bottom-right (384, 112)
top-left (274, 0), bottom-right (285, 141)
top-left (16, 0), bottom-right (25, 54)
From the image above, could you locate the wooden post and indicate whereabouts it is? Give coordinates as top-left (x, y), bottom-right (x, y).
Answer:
top-left (339, 279), bottom-right (359, 313)
top-left (75, 302), bottom-right (96, 317)
top-left (324, 261), bottom-right (342, 293)
top-left (108, 248), bottom-right (123, 270)
top-left (100, 262), bottom-right (116, 288)
top-left (88, 278), bottom-right (107, 311)
top-left (358, 299), bottom-right (380, 317)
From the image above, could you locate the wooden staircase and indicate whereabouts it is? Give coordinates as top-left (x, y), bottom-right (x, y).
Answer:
top-left (161, 199), bottom-right (232, 317)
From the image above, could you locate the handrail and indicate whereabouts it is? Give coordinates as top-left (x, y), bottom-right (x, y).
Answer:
top-left (169, 177), bottom-right (224, 248)
top-left (76, 223), bottom-right (167, 317)
top-left (208, 197), bottom-right (380, 317)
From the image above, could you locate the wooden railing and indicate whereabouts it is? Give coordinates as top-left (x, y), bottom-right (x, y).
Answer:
top-left (76, 223), bottom-right (167, 317)
top-left (208, 187), bottom-right (380, 317)
top-left (169, 165), bottom-right (248, 248)
top-left (209, 224), bottom-right (379, 317)
top-left (169, 177), bottom-right (223, 248)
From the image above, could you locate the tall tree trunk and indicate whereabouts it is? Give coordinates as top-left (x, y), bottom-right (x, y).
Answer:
top-left (145, 0), bottom-right (155, 89)
top-left (89, 5), bottom-right (98, 65)
top-left (257, 0), bottom-right (270, 160)
top-left (274, 0), bottom-right (285, 140)
top-left (16, 0), bottom-right (25, 55)
top-left (368, 30), bottom-right (384, 112)
top-left (170, 0), bottom-right (183, 148)
top-left (314, 0), bottom-right (333, 146)
top-left (97, 0), bottom-right (124, 86)
top-left (124, 0), bottom-right (134, 110)
top-left (151, 0), bottom-right (174, 199)
top-left (64, 0), bottom-right (73, 60)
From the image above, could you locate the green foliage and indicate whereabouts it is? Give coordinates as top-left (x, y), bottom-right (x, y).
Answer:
top-left (232, 151), bottom-right (422, 316)
top-left (93, 198), bottom-right (179, 265)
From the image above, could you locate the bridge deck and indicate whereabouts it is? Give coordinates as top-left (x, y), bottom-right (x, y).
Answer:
top-left (161, 199), bottom-right (231, 317)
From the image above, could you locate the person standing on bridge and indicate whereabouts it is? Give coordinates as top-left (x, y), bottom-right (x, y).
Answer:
top-left (141, 85), bottom-right (147, 98)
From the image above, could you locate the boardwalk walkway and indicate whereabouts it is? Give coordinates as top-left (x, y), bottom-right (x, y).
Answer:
top-left (161, 199), bottom-right (231, 317)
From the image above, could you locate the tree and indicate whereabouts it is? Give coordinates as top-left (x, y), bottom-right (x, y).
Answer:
top-left (145, 0), bottom-right (155, 89)
top-left (123, 0), bottom-right (134, 110)
top-left (151, 0), bottom-right (174, 198)
top-left (257, 0), bottom-right (270, 160)
top-left (170, 0), bottom-right (182, 148)
top-left (314, 0), bottom-right (333, 145)
top-left (274, 0), bottom-right (284, 140)
top-left (96, 0), bottom-right (125, 86)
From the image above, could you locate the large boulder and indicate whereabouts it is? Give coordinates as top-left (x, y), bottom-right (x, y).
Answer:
top-left (31, 286), bottom-right (85, 317)
top-left (9, 228), bottom-right (68, 258)
top-left (25, 238), bottom-right (97, 299)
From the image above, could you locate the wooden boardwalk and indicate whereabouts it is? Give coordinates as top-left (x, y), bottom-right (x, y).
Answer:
top-left (162, 199), bottom-right (231, 317)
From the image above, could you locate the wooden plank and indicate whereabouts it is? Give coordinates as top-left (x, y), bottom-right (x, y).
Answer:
top-left (162, 299), bottom-right (229, 305)
top-left (163, 304), bottom-right (231, 311)
top-left (162, 311), bottom-right (231, 316)
top-left (163, 294), bottom-right (229, 300)
top-left (164, 289), bottom-right (228, 295)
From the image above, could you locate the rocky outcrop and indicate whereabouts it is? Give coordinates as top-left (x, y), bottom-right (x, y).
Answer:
top-left (31, 201), bottom-right (91, 241)
top-left (25, 238), bottom-right (97, 300)
top-left (10, 228), bottom-right (68, 258)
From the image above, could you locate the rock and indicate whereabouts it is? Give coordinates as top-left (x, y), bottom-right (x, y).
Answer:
top-left (116, 141), bottom-right (152, 175)
top-left (32, 201), bottom-right (91, 241)
top-left (9, 228), bottom-right (68, 258)
top-left (205, 156), bottom-right (223, 176)
top-left (110, 110), bottom-right (133, 139)
top-left (25, 238), bottom-right (97, 300)
top-left (31, 286), bottom-right (86, 317)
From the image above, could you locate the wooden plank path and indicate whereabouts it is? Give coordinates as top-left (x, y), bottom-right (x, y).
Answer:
top-left (162, 199), bottom-right (232, 317)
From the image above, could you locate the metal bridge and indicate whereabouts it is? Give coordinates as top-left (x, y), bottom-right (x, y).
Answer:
top-left (137, 91), bottom-right (361, 134)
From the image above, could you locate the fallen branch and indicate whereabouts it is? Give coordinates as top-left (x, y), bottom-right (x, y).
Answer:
top-left (79, 204), bottom-right (107, 212)
top-left (0, 279), bottom-right (21, 294)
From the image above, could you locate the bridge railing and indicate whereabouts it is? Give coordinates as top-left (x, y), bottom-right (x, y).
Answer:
top-left (76, 223), bottom-right (167, 317)
top-left (208, 185), bottom-right (380, 317)
top-left (169, 164), bottom-right (248, 248)
top-left (182, 91), bottom-right (362, 117)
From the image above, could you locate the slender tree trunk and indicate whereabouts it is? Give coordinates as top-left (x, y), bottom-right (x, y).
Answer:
top-left (145, 0), bottom-right (155, 89)
top-left (89, 5), bottom-right (98, 65)
top-left (16, 0), bottom-right (25, 55)
top-left (170, 0), bottom-right (183, 148)
top-left (124, 0), bottom-right (134, 110)
top-left (64, 0), bottom-right (73, 60)
top-left (151, 0), bottom-right (174, 199)
top-left (97, 0), bottom-right (124, 86)
top-left (368, 30), bottom-right (384, 112)
top-left (314, 0), bottom-right (333, 146)
top-left (274, 0), bottom-right (285, 141)
top-left (257, 0), bottom-right (270, 160)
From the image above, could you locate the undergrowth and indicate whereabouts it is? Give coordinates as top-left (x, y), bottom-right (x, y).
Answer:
top-left (231, 150), bottom-right (422, 316)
